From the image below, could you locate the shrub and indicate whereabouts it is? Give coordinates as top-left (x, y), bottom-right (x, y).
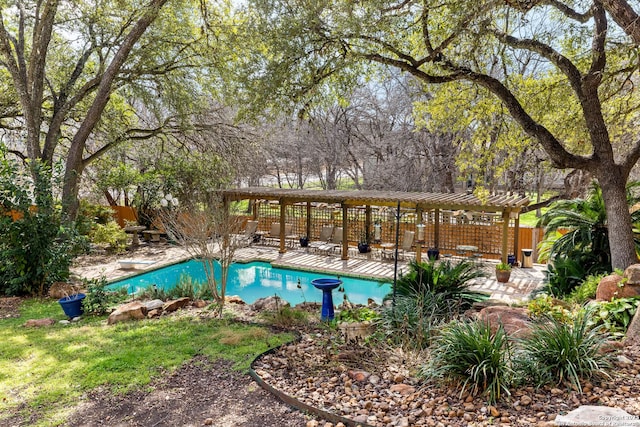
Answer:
top-left (567, 273), bottom-right (605, 304)
top-left (588, 297), bottom-right (640, 338)
top-left (83, 277), bottom-right (126, 315)
top-left (515, 309), bottom-right (611, 392)
top-left (89, 221), bottom-right (128, 252)
top-left (76, 201), bottom-right (117, 235)
top-left (167, 274), bottom-right (209, 300)
top-left (337, 307), bottom-right (379, 323)
top-left (421, 320), bottom-right (512, 404)
top-left (139, 284), bottom-right (169, 301)
top-left (527, 295), bottom-right (573, 323)
top-left (0, 156), bottom-right (75, 296)
top-left (260, 306), bottom-right (309, 328)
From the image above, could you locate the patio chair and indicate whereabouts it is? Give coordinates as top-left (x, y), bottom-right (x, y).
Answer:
top-left (232, 220), bottom-right (259, 247)
top-left (330, 227), bottom-right (344, 254)
top-left (309, 225), bottom-right (335, 252)
top-left (381, 230), bottom-right (415, 261)
top-left (264, 222), bottom-right (281, 246)
top-left (399, 230), bottom-right (415, 260)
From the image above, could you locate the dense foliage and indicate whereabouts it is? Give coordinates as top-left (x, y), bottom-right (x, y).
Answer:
top-left (0, 153), bottom-right (81, 296)
top-left (538, 182), bottom-right (640, 296)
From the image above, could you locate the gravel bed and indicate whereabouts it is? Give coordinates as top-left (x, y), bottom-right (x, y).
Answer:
top-left (254, 331), bottom-right (640, 427)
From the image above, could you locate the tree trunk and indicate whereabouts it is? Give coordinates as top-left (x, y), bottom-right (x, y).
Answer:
top-left (597, 166), bottom-right (638, 270)
top-left (60, 0), bottom-right (170, 220)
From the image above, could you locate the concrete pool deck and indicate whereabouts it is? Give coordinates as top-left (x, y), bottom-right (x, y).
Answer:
top-left (71, 242), bottom-right (546, 304)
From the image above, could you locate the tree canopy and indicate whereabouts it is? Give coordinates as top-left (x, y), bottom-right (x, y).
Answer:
top-left (238, 0), bottom-right (640, 269)
top-left (0, 0), bottom-right (233, 218)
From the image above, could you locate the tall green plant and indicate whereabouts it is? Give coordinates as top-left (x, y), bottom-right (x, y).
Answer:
top-left (390, 259), bottom-right (487, 312)
top-left (421, 320), bottom-right (512, 404)
top-left (0, 152), bottom-right (76, 296)
top-left (516, 309), bottom-right (611, 392)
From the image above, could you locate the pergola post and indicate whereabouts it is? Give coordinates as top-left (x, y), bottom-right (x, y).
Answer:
top-left (306, 202), bottom-right (312, 240)
top-left (434, 208), bottom-right (440, 250)
top-left (251, 199), bottom-right (258, 220)
top-left (513, 213), bottom-right (520, 262)
top-left (342, 203), bottom-right (349, 260)
top-left (501, 210), bottom-right (510, 263)
top-left (279, 199), bottom-right (286, 254)
top-left (416, 207), bottom-right (423, 263)
top-left (365, 205), bottom-right (372, 243)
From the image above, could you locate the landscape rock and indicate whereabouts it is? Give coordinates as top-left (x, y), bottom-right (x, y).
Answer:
top-left (24, 318), bottom-right (56, 327)
top-left (624, 264), bottom-right (640, 285)
top-left (596, 273), bottom-right (640, 301)
top-left (389, 384), bottom-right (415, 395)
top-left (193, 299), bottom-right (207, 308)
top-left (554, 405), bottom-right (640, 426)
top-left (163, 297), bottom-right (191, 312)
top-left (625, 305), bottom-right (640, 346)
top-left (143, 299), bottom-right (165, 311)
top-left (478, 305), bottom-right (532, 338)
top-left (250, 295), bottom-right (289, 312)
top-left (107, 301), bottom-right (148, 325)
top-left (225, 295), bottom-right (245, 305)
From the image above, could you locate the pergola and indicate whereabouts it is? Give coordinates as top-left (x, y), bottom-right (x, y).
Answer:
top-left (221, 188), bottom-right (530, 263)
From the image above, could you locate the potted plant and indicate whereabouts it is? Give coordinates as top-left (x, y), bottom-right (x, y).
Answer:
top-left (357, 230), bottom-right (370, 253)
top-left (299, 235), bottom-right (309, 247)
top-left (427, 247), bottom-right (440, 260)
top-left (495, 262), bottom-right (512, 283)
top-left (58, 285), bottom-right (86, 319)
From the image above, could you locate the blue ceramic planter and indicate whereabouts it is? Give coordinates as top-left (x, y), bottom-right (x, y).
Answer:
top-left (58, 293), bottom-right (86, 318)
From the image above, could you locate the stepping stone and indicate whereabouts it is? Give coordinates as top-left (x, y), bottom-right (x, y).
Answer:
top-left (554, 406), bottom-right (640, 426)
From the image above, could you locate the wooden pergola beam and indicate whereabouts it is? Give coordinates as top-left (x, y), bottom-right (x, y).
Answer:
top-left (222, 188), bottom-right (529, 261)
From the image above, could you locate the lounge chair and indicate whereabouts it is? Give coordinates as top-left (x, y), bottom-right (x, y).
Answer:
top-left (309, 225), bottom-right (335, 252)
top-left (264, 222), bottom-right (294, 246)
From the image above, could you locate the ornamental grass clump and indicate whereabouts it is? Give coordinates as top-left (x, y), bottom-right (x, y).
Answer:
top-left (421, 320), bottom-right (512, 404)
top-left (515, 308), bottom-right (611, 392)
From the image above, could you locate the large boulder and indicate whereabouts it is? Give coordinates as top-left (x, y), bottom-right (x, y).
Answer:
top-left (250, 296), bottom-right (290, 312)
top-left (596, 273), bottom-right (640, 301)
top-left (108, 301), bottom-right (148, 325)
top-left (478, 306), bottom-right (532, 338)
top-left (554, 406), bottom-right (640, 427)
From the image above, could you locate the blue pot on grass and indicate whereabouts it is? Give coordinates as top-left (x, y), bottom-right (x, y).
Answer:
top-left (58, 293), bottom-right (86, 318)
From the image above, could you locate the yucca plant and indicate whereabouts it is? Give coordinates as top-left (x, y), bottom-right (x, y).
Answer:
top-left (390, 259), bottom-right (487, 313)
top-left (515, 308), bottom-right (611, 392)
top-left (421, 320), bottom-right (512, 403)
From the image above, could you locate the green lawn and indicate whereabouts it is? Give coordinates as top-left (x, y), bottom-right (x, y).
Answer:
top-left (0, 299), bottom-right (293, 427)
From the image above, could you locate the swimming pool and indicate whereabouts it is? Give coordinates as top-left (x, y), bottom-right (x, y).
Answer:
top-left (108, 260), bottom-right (391, 306)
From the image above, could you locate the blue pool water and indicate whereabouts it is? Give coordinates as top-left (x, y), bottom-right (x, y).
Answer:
top-left (108, 260), bottom-right (391, 306)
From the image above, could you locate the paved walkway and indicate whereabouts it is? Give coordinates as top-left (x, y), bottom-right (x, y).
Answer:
top-left (71, 243), bottom-right (546, 303)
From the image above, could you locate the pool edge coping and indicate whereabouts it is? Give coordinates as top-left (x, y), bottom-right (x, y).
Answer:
top-left (105, 254), bottom-right (391, 286)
